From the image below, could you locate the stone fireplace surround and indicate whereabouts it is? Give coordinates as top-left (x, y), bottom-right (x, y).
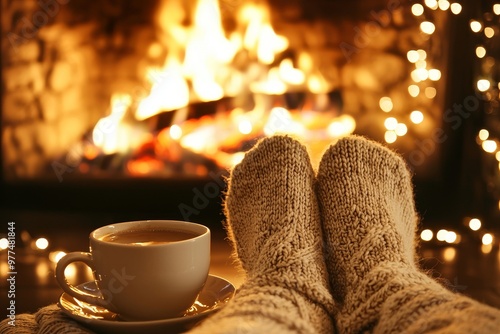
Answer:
top-left (1, 0), bottom-right (480, 227)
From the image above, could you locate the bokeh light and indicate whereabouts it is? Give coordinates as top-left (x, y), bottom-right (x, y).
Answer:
top-left (425, 0), bottom-right (438, 10)
top-left (410, 110), bottom-right (424, 124)
top-left (485, 27), bottom-right (495, 38)
top-left (469, 218), bottom-right (482, 231)
top-left (35, 238), bottom-right (49, 250)
top-left (0, 238), bottom-right (9, 250)
top-left (450, 3), bottom-right (462, 14)
top-left (477, 79), bottom-right (491, 92)
top-left (482, 233), bottom-right (493, 245)
top-left (421, 229), bottom-right (433, 241)
top-left (428, 69), bottom-right (442, 81)
top-left (470, 20), bottom-right (483, 33)
top-left (445, 231), bottom-right (457, 244)
top-left (408, 85), bottom-right (420, 97)
top-left (476, 46), bottom-right (486, 58)
top-left (425, 87), bottom-right (437, 98)
top-left (494, 4), bottom-right (500, 15)
top-left (395, 123), bottom-right (408, 136)
top-left (479, 129), bottom-right (489, 141)
top-left (412, 3), bottom-right (425, 16)
top-left (436, 229), bottom-right (448, 241)
top-left (407, 50), bottom-right (419, 63)
top-left (384, 131), bottom-right (397, 144)
top-left (420, 21), bottom-right (436, 34)
top-left (379, 97), bottom-right (393, 112)
top-left (438, 0), bottom-right (450, 11)
top-left (482, 140), bottom-right (497, 153)
top-left (384, 117), bottom-right (398, 131)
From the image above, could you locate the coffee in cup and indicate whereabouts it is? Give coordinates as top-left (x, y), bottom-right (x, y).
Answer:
top-left (55, 220), bottom-right (210, 321)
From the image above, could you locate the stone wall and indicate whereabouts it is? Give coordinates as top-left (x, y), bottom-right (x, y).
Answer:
top-left (1, 0), bottom-right (158, 179)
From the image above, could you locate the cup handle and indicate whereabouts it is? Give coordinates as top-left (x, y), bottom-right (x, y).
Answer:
top-left (55, 252), bottom-right (106, 307)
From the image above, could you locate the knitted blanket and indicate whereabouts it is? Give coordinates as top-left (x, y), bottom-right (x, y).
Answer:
top-left (0, 304), bottom-right (93, 334)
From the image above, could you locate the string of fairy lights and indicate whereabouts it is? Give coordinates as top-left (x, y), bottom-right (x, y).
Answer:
top-left (472, 4), bottom-right (500, 253)
top-left (381, 0), bottom-right (499, 253)
top-left (471, 3), bottom-right (500, 221)
top-left (379, 0), bottom-right (458, 145)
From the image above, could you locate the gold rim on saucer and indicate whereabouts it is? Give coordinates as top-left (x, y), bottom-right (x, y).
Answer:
top-left (58, 274), bottom-right (235, 334)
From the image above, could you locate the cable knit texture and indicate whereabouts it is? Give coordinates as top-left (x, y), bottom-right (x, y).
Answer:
top-left (189, 135), bottom-right (335, 334)
top-left (316, 135), bottom-right (500, 334)
top-left (0, 304), bottom-right (93, 334)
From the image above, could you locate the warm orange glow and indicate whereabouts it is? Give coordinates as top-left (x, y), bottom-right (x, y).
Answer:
top-left (238, 3), bottom-right (288, 64)
top-left (327, 115), bottom-right (356, 138)
top-left (127, 157), bottom-right (165, 175)
top-left (251, 67), bottom-right (287, 95)
top-left (307, 73), bottom-right (330, 94)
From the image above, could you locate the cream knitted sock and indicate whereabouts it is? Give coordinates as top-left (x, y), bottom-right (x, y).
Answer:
top-left (317, 135), bottom-right (500, 334)
top-left (189, 135), bottom-right (335, 334)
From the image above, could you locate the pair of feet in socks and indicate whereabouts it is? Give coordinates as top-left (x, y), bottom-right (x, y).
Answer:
top-left (190, 135), bottom-right (500, 334)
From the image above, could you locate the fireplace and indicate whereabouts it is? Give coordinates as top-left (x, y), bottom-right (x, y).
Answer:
top-left (0, 0), bottom-right (488, 227)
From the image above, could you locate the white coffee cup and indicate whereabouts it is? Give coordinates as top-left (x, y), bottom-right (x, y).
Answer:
top-left (55, 220), bottom-right (210, 321)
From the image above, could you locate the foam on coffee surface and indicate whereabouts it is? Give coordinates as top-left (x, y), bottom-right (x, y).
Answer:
top-left (100, 229), bottom-right (198, 246)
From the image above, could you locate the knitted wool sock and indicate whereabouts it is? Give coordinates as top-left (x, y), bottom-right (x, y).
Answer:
top-left (317, 135), bottom-right (500, 334)
top-left (189, 135), bottom-right (335, 334)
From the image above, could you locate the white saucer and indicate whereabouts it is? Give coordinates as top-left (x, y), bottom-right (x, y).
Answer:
top-left (58, 274), bottom-right (235, 334)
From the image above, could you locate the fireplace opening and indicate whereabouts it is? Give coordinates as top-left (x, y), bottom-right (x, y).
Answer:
top-left (1, 0), bottom-right (492, 227)
top-left (2, 0), bottom-right (449, 179)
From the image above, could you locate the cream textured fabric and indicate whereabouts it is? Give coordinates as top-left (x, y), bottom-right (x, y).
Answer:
top-left (189, 135), bottom-right (335, 334)
top-left (0, 304), bottom-right (92, 334)
top-left (316, 135), bottom-right (500, 334)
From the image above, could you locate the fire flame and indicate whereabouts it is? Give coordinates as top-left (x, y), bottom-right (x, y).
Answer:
top-left (90, 0), bottom-right (355, 175)
top-left (93, 94), bottom-right (132, 154)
